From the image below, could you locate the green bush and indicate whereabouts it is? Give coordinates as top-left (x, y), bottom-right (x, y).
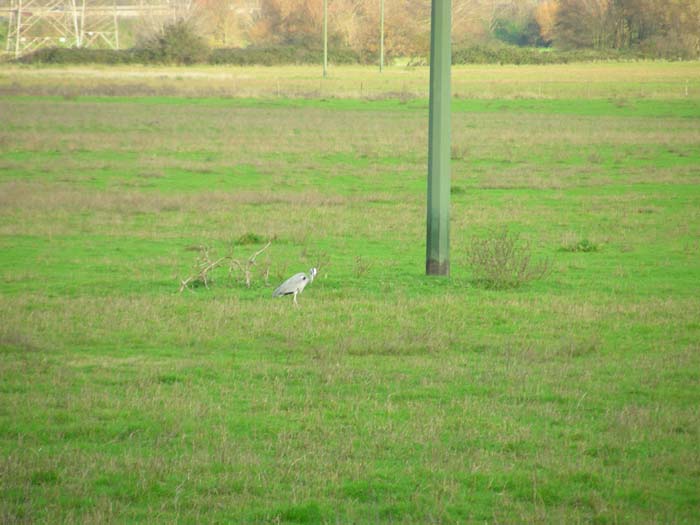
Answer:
top-left (16, 41), bottom-right (666, 67)
top-left (209, 45), bottom-right (360, 66)
top-left (17, 47), bottom-right (140, 65)
top-left (452, 44), bottom-right (651, 65)
top-left (138, 19), bottom-right (209, 65)
top-left (17, 41), bottom-right (362, 66)
top-left (492, 18), bottom-right (544, 47)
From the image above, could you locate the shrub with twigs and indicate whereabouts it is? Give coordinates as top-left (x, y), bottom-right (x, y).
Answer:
top-left (466, 227), bottom-right (551, 289)
top-left (179, 241), bottom-right (271, 292)
top-left (138, 19), bottom-right (210, 65)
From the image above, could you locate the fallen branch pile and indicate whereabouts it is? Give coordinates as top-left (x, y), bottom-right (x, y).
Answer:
top-left (179, 241), bottom-right (271, 293)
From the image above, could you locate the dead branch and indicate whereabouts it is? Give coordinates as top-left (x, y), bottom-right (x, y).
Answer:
top-left (178, 241), bottom-right (271, 293)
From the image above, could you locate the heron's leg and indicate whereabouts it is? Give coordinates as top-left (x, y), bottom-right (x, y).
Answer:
top-left (293, 292), bottom-right (299, 307)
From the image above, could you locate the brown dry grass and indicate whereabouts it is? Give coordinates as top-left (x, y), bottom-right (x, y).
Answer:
top-left (2, 62), bottom-right (700, 99)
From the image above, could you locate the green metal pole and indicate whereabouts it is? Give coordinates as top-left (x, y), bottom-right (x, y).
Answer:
top-left (323, 0), bottom-right (328, 78)
top-left (426, 0), bottom-right (451, 276)
top-left (379, 0), bottom-right (384, 72)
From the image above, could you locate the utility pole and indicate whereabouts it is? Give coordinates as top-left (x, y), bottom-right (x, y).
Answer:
top-left (379, 0), bottom-right (384, 72)
top-left (323, 0), bottom-right (328, 78)
top-left (425, 0), bottom-right (451, 276)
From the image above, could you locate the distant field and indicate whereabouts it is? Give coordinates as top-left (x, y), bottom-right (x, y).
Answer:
top-left (2, 61), bottom-right (700, 99)
top-left (1, 64), bottom-right (699, 523)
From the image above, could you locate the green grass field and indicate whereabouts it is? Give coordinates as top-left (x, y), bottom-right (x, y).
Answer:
top-left (1, 63), bottom-right (699, 524)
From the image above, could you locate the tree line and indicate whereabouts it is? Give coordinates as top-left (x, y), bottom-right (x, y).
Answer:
top-left (193, 0), bottom-right (699, 59)
top-left (8, 0), bottom-right (698, 63)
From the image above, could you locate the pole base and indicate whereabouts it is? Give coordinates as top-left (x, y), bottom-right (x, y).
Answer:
top-left (426, 259), bottom-right (450, 276)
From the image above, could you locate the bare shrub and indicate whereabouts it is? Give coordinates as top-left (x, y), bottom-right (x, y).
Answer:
top-left (179, 241), bottom-right (271, 292)
top-left (466, 227), bottom-right (551, 289)
top-left (138, 19), bottom-right (210, 65)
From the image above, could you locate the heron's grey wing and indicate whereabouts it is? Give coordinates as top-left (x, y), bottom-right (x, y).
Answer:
top-left (272, 272), bottom-right (306, 297)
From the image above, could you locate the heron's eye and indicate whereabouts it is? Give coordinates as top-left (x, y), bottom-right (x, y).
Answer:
top-left (302, 277), bottom-right (306, 280)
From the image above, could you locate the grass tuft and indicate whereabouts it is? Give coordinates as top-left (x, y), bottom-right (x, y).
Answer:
top-left (560, 233), bottom-right (601, 253)
top-left (236, 232), bottom-right (267, 245)
top-left (277, 502), bottom-right (325, 524)
top-left (30, 470), bottom-right (60, 485)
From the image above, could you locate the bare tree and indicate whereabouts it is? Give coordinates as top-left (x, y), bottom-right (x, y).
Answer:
top-left (555, 0), bottom-right (614, 49)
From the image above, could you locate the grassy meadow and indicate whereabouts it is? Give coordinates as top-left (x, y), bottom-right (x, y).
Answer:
top-left (1, 63), bottom-right (699, 523)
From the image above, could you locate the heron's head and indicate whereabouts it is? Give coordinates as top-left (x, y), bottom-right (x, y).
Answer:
top-left (309, 268), bottom-right (318, 281)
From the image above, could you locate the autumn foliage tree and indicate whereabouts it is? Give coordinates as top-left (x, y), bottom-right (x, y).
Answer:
top-left (535, 0), bottom-right (558, 45)
top-left (347, 0), bottom-right (430, 60)
top-left (552, 0), bottom-right (700, 56)
top-left (554, 0), bottom-right (614, 48)
top-left (188, 0), bottom-right (699, 60)
top-left (196, 0), bottom-right (247, 46)
top-left (248, 0), bottom-right (325, 45)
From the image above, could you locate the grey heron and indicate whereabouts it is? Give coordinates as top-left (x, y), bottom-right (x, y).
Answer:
top-left (272, 268), bottom-right (317, 306)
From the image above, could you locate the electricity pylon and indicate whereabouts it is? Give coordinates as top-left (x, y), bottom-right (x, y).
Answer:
top-left (1, 0), bottom-right (175, 58)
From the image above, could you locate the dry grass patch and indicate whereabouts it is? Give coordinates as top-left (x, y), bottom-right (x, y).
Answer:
top-left (2, 62), bottom-right (699, 99)
top-left (0, 181), bottom-right (352, 214)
